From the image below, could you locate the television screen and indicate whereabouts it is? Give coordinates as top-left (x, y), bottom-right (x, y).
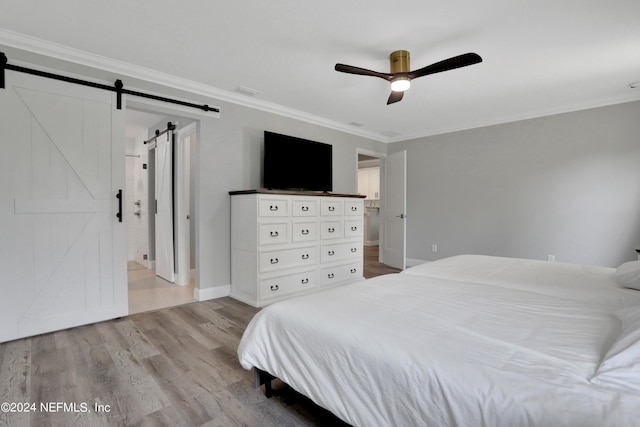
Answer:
top-left (263, 131), bottom-right (333, 192)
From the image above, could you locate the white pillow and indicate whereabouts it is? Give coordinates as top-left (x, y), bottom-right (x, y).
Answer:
top-left (610, 261), bottom-right (640, 290)
top-left (591, 306), bottom-right (640, 393)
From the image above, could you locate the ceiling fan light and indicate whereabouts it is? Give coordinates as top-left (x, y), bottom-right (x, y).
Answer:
top-left (390, 78), bottom-right (410, 92)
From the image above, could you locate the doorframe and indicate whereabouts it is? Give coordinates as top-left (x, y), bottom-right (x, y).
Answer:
top-left (175, 122), bottom-right (196, 286)
top-left (126, 98), bottom-right (204, 298)
top-left (356, 148), bottom-right (387, 264)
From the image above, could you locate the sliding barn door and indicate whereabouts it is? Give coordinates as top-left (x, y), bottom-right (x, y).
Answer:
top-left (154, 131), bottom-right (175, 282)
top-left (0, 71), bottom-right (127, 342)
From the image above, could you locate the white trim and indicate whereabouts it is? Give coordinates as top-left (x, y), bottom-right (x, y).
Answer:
top-left (357, 148), bottom-right (387, 158)
top-left (7, 29), bottom-right (635, 145)
top-left (175, 123), bottom-right (197, 287)
top-left (127, 98), bottom-right (219, 121)
top-left (195, 285), bottom-right (231, 301)
top-left (0, 28), bottom-right (386, 142)
top-left (406, 258), bottom-right (429, 268)
top-left (387, 96), bottom-right (640, 143)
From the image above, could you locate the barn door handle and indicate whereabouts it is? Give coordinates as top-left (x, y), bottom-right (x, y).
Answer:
top-left (116, 189), bottom-right (123, 222)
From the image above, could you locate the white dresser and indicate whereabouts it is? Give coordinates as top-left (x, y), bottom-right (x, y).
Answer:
top-left (230, 190), bottom-right (365, 307)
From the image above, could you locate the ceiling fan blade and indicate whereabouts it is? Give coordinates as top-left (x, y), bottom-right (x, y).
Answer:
top-left (335, 64), bottom-right (392, 81)
top-left (387, 91), bottom-right (404, 105)
top-left (409, 53), bottom-right (482, 79)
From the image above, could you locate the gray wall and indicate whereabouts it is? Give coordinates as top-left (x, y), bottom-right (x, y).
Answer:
top-left (197, 102), bottom-right (387, 294)
top-left (389, 101), bottom-right (640, 267)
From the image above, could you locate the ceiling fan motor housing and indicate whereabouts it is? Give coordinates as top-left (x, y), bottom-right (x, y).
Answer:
top-left (390, 50), bottom-right (410, 73)
top-left (390, 50), bottom-right (411, 91)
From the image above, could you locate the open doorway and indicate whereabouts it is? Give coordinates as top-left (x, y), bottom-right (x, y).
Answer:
top-left (358, 153), bottom-right (381, 246)
top-left (359, 151), bottom-right (399, 277)
top-left (358, 149), bottom-right (407, 273)
top-left (125, 109), bottom-right (197, 314)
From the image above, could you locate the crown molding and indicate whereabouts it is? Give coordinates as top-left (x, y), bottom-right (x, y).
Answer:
top-left (387, 93), bottom-right (640, 143)
top-left (0, 28), bottom-right (388, 143)
top-left (6, 28), bottom-right (635, 145)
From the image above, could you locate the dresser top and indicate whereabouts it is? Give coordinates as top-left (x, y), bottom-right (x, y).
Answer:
top-left (229, 189), bottom-right (366, 198)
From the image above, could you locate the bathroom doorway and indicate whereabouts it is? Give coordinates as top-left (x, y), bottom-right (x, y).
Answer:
top-left (125, 109), bottom-right (197, 314)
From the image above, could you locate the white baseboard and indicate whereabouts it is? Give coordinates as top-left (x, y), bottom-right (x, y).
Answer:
top-left (195, 284), bottom-right (230, 301)
top-left (406, 258), bottom-right (429, 268)
top-left (364, 240), bottom-right (379, 246)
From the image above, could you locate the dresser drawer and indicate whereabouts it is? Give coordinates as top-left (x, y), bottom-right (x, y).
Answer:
top-left (292, 198), bottom-right (319, 216)
top-left (292, 220), bottom-right (318, 242)
top-left (259, 246), bottom-right (317, 273)
top-left (258, 222), bottom-right (289, 245)
top-left (321, 241), bottom-right (361, 263)
top-left (321, 262), bottom-right (362, 286)
top-left (345, 220), bottom-right (363, 238)
top-left (260, 270), bottom-right (317, 300)
top-left (321, 199), bottom-right (343, 216)
top-left (231, 192), bottom-right (364, 307)
top-left (258, 197), bottom-right (289, 217)
top-left (321, 220), bottom-right (343, 240)
top-left (344, 200), bottom-right (363, 216)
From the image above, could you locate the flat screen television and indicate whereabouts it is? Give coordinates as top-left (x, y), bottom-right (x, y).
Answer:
top-left (263, 131), bottom-right (333, 192)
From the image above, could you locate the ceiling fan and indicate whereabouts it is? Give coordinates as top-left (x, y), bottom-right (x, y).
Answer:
top-left (335, 50), bottom-right (482, 105)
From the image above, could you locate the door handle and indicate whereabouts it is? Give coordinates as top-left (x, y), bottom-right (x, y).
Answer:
top-left (116, 189), bottom-right (123, 222)
top-left (396, 213), bottom-right (405, 219)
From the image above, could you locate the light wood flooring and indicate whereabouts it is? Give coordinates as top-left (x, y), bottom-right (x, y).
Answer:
top-left (0, 247), bottom-right (400, 426)
top-left (128, 262), bottom-right (196, 315)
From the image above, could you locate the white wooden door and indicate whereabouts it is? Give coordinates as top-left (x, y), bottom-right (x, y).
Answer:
top-left (0, 72), bottom-right (127, 342)
top-left (155, 132), bottom-right (175, 282)
top-left (381, 150), bottom-right (407, 269)
top-left (175, 123), bottom-right (196, 286)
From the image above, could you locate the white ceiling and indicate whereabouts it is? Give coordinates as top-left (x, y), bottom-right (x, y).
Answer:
top-left (1, 0), bottom-right (639, 142)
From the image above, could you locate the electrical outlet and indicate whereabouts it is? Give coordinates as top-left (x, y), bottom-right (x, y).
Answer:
top-left (432, 244), bottom-right (438, 253)
top-left (547, 255), bottom-right (555, 262)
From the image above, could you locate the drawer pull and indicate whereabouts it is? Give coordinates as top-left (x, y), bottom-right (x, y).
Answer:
top-left (269, 205), bottom-right (279, 211)
top-left (270, 284), bottom-right (279, 291)
top-left (270, 258), bottom-right (279, 264)
top-left (301, 229), bottom-right (309, 235)
top-left (301, 206), bottom-right (309, 212)
top-left (301, 254), bottom-right (310, 260)
top-left (327, 273), bottom-right (335, 279)
top-left (328, 250), bottom-right (335, 256)
top-left (301, 278), bottom-right (309, 284)
top-left (328, 227), bottom-right (335, 233)
top-left (350, 268), bottom-right (357, 274)
top-left (350, 247), bottom-right (357, 253)
top-left (351, 226), bottom-right (357, 231)
top-left (270, 231), bottom-right (279, 237)
top-left (328, 206), bottom-right (335, 212)
top-left (351, 206), bottom-right (358, 211)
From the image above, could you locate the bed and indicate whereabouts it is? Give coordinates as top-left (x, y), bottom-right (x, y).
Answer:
top-left (237, 255), bottom-right (640, 427)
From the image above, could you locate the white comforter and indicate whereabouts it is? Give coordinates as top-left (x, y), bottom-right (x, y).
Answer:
top-left (238, 255), bottom-right (640, 427)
